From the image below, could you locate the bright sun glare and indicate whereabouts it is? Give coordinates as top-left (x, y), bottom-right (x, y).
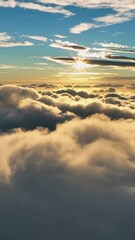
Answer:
top-left (73, 59), bottom-right (87, 70)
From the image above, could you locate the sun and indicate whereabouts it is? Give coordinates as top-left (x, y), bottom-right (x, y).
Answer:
top-left (73, 58), bottom-right (88, 70)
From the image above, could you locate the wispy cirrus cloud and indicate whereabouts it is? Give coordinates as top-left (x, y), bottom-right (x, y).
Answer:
top-left (0, 0), bottom-right (74, 16)
top-left (93, 42), bottom-right (135, 53)
top-left (94, 12), bottom-right (134, 25)
top-left (37, 0), bottom-right (135, 12)
top-left (94, 42), bottom-right (131, 49)
top-left (37, 0), bottom-right (135, 33)
top-left (70, 23), bottom-right (97, 34)
top-left (0, 1), bottom-right (134, 33)
top-left (70, 11), bottom-right (135, 34)
top-left (0, 64), bottom-right (17, 69)
top-left (0, 32), bottom-right (34, 47)
top-left (18, 1), bottom-right (73, 16)
top-left (0, 41), bottom-right (34, 48)
top-left (54, 34), bottom-right (67, 39)
top-left (24, 35), bottom-right (48, 42)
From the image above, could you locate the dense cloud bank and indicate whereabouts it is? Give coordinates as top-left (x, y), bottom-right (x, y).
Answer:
top-left (0, 85), bottom-right (134, 131)
top-left (0, 84), bottom-right (135, 239)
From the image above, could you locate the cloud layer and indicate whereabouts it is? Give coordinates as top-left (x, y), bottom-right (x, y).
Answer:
top-left (0, 84), bottom-right (135, 239)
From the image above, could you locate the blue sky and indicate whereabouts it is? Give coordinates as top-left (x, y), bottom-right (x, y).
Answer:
top-left (0, 0), bottom-right (135, 83)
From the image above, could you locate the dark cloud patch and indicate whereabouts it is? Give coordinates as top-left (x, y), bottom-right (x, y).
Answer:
top-left (50, 40), bottom-right (88, 51)
top-left (48, 56), bottom-right (135, 67)
top-left (106, 87), bottom-right (116, 93)
top-left (105, 93), bottom-right (127, 100)
top-left (110, 48), bottom-right (135, 53)
top-left (92, 83), bottom-right (124, 88)
top-left (55, 89), bottom-right (96, 98)
top-left (105, 97), bottom-right (122, 106)
top-left (59, 43), bottom-right (87, 50)
top-left (105, 54), bottom-right (135, 61)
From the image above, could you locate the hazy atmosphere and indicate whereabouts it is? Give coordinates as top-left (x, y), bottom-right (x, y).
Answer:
top-left (0, 1), bottom-right (135, 239)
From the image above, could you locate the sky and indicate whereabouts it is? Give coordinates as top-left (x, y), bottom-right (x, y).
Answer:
top-left (0, 2), bottom-right (135, 240)
top-left (0, 0), bottom-right (135, 83)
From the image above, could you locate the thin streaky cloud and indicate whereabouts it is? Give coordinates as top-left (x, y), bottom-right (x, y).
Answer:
top-left (94, 42), bottom-right (131, 49)
top-left (105, 55), bottom-right (135, 62)
top-left (24, 35), bottom-right (48, 42)
top-left (0, 41), bottom-right (34, 47)
top-left (37, 0), bottom-right (135, 12)
top-left (70, 23), bottom-right (97, 34)
top-left (45, 56), bottom-right (135, 67)
top-left (0, 0), bottom-right (74, 16)
top-left (93, 12), bottom-right (135, 25)
top-left (54, 34), bottom-right (67, 39)
top-left (70, 11), bottom-right (135, 34)
top-left (0, 64), bottom-right (17, 69)
top-left (18, 2), bottom-right (74, 16)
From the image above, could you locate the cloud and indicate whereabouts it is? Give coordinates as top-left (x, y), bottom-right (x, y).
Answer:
top-left (94, 42), bottom-right (130, 49)
top-left (70, 23), bottom-right (97, 34)
top-left (0, 32), bottom-right (34, 48)
top-left (0, 41), bottom-right (34, 48)
top-left (37, 0), bottom-right (135, 12)
top-left (0, 84), bottom-right (135, 239)
top-left (1, 1), bottom-right (134, 35)
top-left (0, 0), bottom-right (74, 16)
top-left (69, 2), bottom-right (135, 34)
top-left (105, 54), bottom-right (135, 62)
top-left (54, 34), bottom-right (67, 39)
top-left (24, 35), bottom-right (48, 42)
top-left (70, 11), bottom-right (135, 34)
top-left (0, 113), bottom-right (135, 239)
top-left (0, 0), bottom-right (17, 8)
top-left (19, 1), bottom-right (74, 16)
top-left (93, 12), bottom-right (134, 25)
top-left (50, 39), bottom-right (89, 51)
top-left (44, 56), bottom-right (135, 67)
top-left (94, 42), bottom-right (135, 53)
top-left (0, 85), bottom-right (135, 133)
top-left (0, 64), bottom-right (17, 69)
top-left (0, 85), bottom-right (75, 131)
top-left (0, 32), bottom-right (12, 41)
